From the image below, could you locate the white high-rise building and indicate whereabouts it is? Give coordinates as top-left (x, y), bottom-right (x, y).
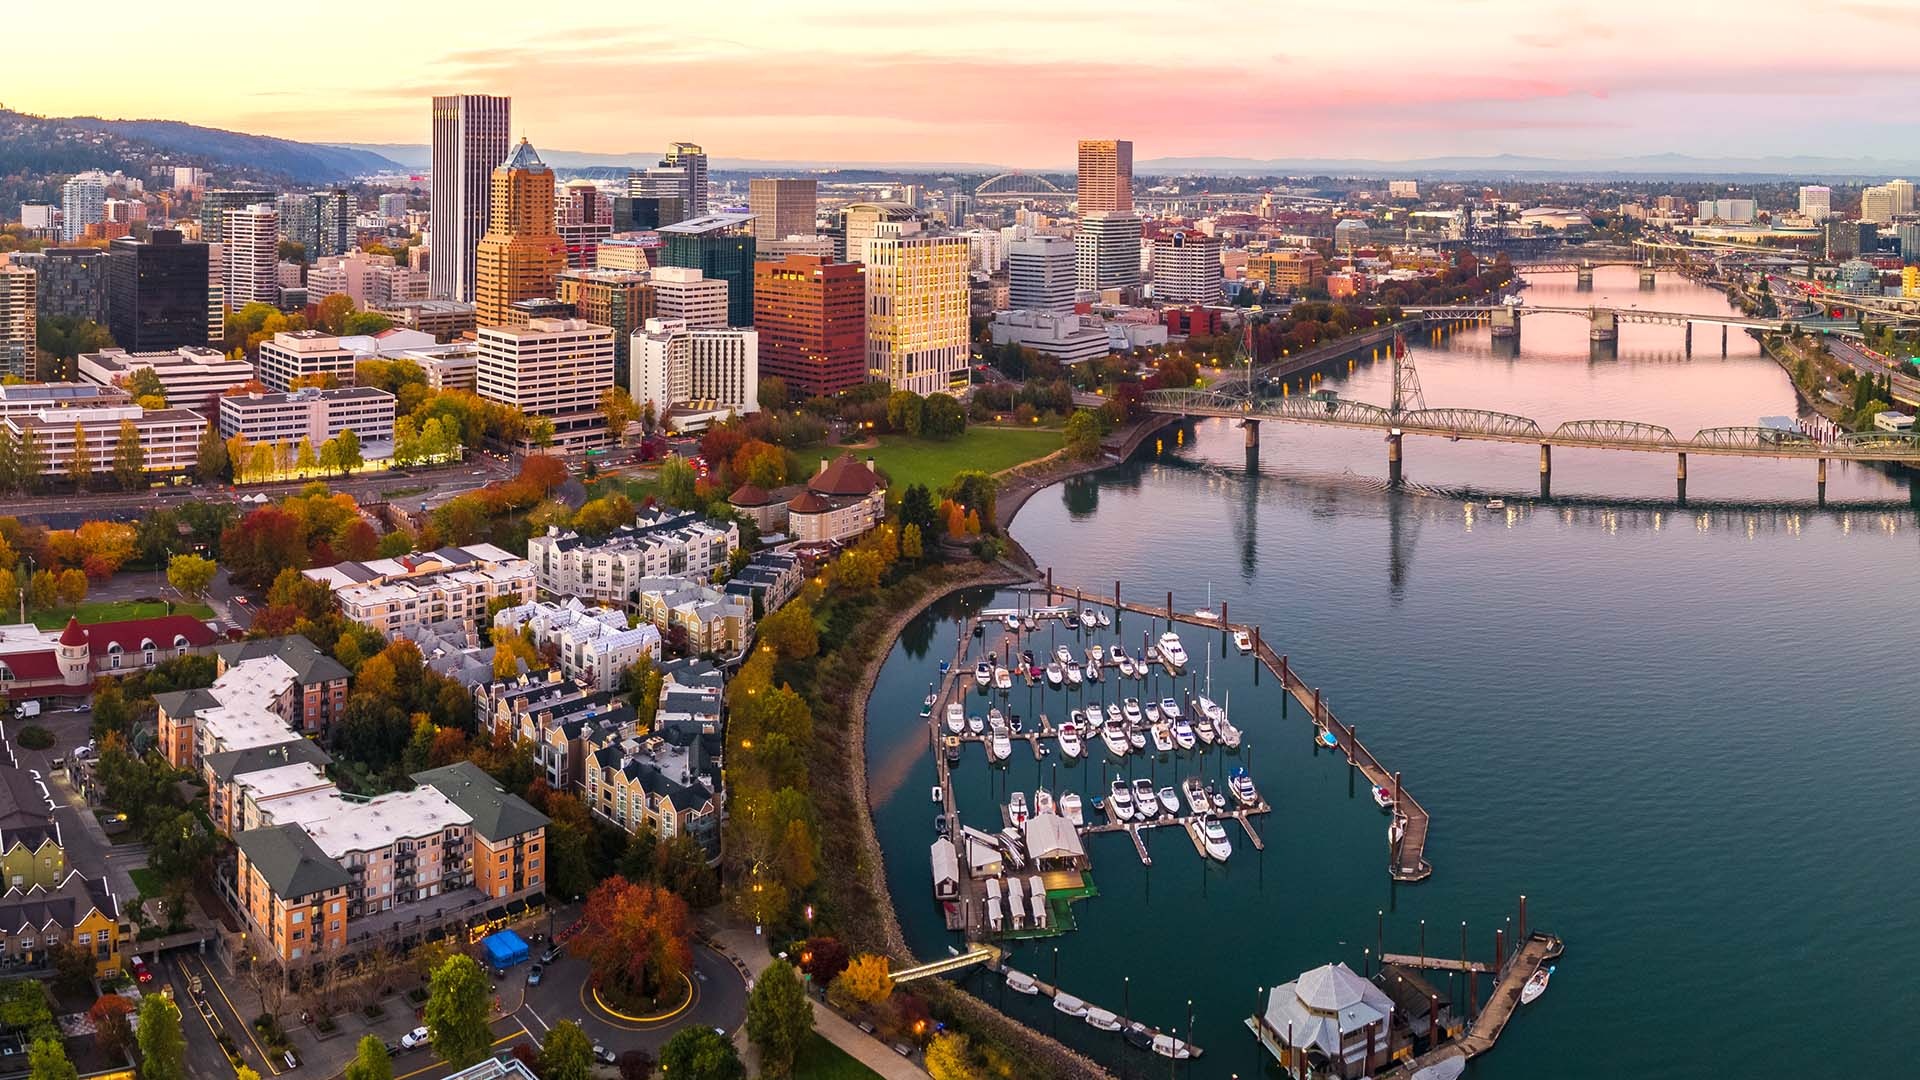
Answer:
top-left (1888, 179), bottom-right (1915, 216)
top-left (1075, 212), bottom-right (1143, 294)
top-left (223, 204), bottom-right (281, 307)
top-left (1008, 235), bottom-right (1077, 313)
top-left (1152, 230), bottom-right (1223, 305)
top-left (1862, 186), bottom-right (1897, 224)
top-left (665, 143), bottom-right (708, 217)
top-left (60, 173), bottom-right (106, 243)
top-left (475, 317), bottom-right (614, 451)
top-left (630, 318), bottom-right (759, 422)
top-left (430, 94), bottom-right (511, 303)
top-left (863, 222), bottom-right (970, 395)
top-left (648, 267), bottom-right (729, 329)
top-left (1798, 185), bottom-right (1833, 222)
top-left (960, 229), bottom-right (1007, 274)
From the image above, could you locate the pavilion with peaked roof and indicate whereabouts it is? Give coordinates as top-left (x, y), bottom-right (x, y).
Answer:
top-left (787, 453), bottom-right (885, 545)
top-left (1253, 961), bottom-right (1404, 1078)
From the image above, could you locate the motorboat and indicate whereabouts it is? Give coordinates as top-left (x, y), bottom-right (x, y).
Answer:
top-left (1206, 782), bottom-right (1228, 813)
top-left (1521, 966), bottom-right (1553, 1005)
top-left (1190, 693), bottom-right (1224, 726)
top-left (1080, 609), bottom-right (1097, 629)
top-left (1057, 721), bottom-right (1083, 760)
top-left (1086, 705), bottom-right (1105, 729)
top-left (1108, 780), bottom-right (1134, 821)
top-left (1228, 767), bottom-right (1259, 807)
top-left (1127, 726), bottom-right (1146, 751)
top-left (944, 737), bottom-right (961, 764)
top-left (1122, 698), bottom-right (1143, 724)
top-left (985, 878), bottom-right (1004, 933)
top-left (1172, 718), bottom-right (1197, 751)
top-left (1054, 645), bottom-right (1074, 665)
top-left (995, 666), bottom-right (1012, 692)
top-left (1144, 701), bottom-right (1162, 724)
top-left (1122, 1024), bottom-right (1154, 1051)
top-left (945, 703), bottom-right (965, 734)
top-left (1193, 817), bottom-right (1232, 861)
top-left (1034, 788), bottom-right (1054, 817)
top-left (1008, 791), bottom-right (1029, 827)
top-left (1372, 784), bottom-right (1395, 810)
top-left (1060, 792), bottom-right (1084, 827)
top-left (921, 688), bottom-right (935, 717)
top-left (1084, 1007), bottom-right (1122, 1032)
top-left (1151, 721), bottom-right (1174, 753)
top-left (1101, 719), bottom-right (1131, 758)
top-left (1024, 614), bottom-right (1037, 631)
top-left (1084, 661), bottom-right (1102, 684)
top-left (1004, 612), bottom-right (1021, 632)
top-left (1008, 711), bottom-right (1024, 734)
top-left (990, 730), bottom-right (1012, 762)
top-left (1097, 610), bottom-right (1112, 628)
top-left (1053, 992), bottom-right (1089, 1018)
top-left (1106, 703), bottom-right (1123, 726)
top-left (1233, 628), bottom-right (1253, 653)
top-left (931, 786), bottom-right (943, 804)
top-left (1065, 664), bottom-right (1083, 687)
top-left (1156, 786), bottom-right (1180, 816)
top-left (934, 812), bottom-right (949, 835)
top-left (1005, 968), bottom-right (1039, 995)
top-left (987, 706), bottom-right (1004, 728)
top-left (968, 714), bottom-right (986, 736)
top-left (1193, 714), bottom-right (1216, 745)
top-left (1182, 777), bottom-right (1209, 816)
top-left (1131, 778), bottom-right (1159, 819)
top-left (1151, 1034), bottom-right (1195, 1060)
top-left (1087, 644), bottom-right (1104, 665)
top-left (1157, 631), bottom-right (1189, 671)
top-left (1159, 698), bottom-right (1183, 723)
top-left (1318, 728), bottom-right (1340, 749)
top-left (974, 660), bottom-right (994, 688)
top-left (1118, 653), bottom-right (1137, 678)
top-left (1486, 498), bottom-right (1507, 511)
top-left (1045, 663), bottom-right (1064, 687)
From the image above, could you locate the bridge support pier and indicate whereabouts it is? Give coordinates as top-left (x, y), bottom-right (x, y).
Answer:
top-left (1241, 418), bottom-right (1260, 450)
top-left (1576, 267), bottom-right (1594, 290)
top-left (1818, 457), bottom-right (1827, 507)
top-left (1539, 442), bottom-right (1552, 500)
top-left (1640, 268), bottom-right (1657, 290)
top-left (1685, 322), bottom-right (1693, 356)
top-left (1676, 452), bottom-right (1688, 505)
top-left (1387, 430), bottom-right (1403, 487)
top-left (1722, 324), bottom-right (1728, 355)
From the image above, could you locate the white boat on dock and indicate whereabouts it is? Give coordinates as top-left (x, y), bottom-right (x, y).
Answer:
top-left (1054, 644), bottom-right (1074, 665)
top-left (1156, 786), bottom-right (1179, 816)
top-left (990, 730), bottom-right (1012, 762)
top-left (1060, 792), bottom-right (1084, 827)
top-left (1108, 780), bottom-right (1134, 821)
top-left (1233, 628), bottom-right (1253, 653)
top-left (1118, 653), bottom-right (1137, 678)
top-left (995, 666), bottom-right (1012, 691)
top-left (1127, 726), bottom-right (1146, 751)
top-left (1160, 697), bottom-right (1183, 722)
top-left (1066, 664), bottom-right (1083, 687)
top-left (921, 689), bottom-right (935, 717)
top-left (1521, 965), bottom-right (1553, 1004)
top-left (1085, 661), bottom-right (1102, 683)
top-left (1080, 609), bottom-right (1097, 629)
top-left (1122, 698), bottom-right (1143, 724)
top-left (1189, 817), bottom-right (1232, 862)
top-left (1097, 610), bottom-right (1112, 628)
top-left (945, 703), bottom-right (965, 734)
top-left (1228, 767), bottom-right (1259, 807)
top-left (1045, 663), bottom-right (1064, 687)
top-left (1008, 791), bottom-right (1029, 827)
top-left (1151, 1034), bottom-right (1195, 1060)
top-left (1084, 1007), bottom-right (1122, 1032)
top-left (973, 660), bottom-right (993, 688)
top-left (1034, 788), bottom-right (1054, 817)
top-left (1172, 718), bottom-right (1196, 751)
top-left (1057, 721), bottom-right (1082, 759)
top-left (1157, 631), bottom-right (1189, 671)
top-left (1101, 719), bottom-right (1131, 757)
top-left (1005, 968), bottom-right (1039, 994)
top-left (1131, 778), bottom-right (1159, 819)
top-left (1373, 784), bottom-right (1395, 809)
top-left (1151, 721), bottom-right (1174, 753)
top-left (1087, 644), bottom-right (1104, 665)
top-left (1182, 777), bottom-right (1209, 816)
top-left (967, 714), bottom-right (985, 735)
top-left (1105, 703), bottom-right (1122, 726)
top-left (1053, 992), bottom-right (1089, 1018)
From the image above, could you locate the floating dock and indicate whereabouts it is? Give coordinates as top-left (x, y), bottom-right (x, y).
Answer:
top-left (1376, 932), bottom-right (1565, 1079)
top-left (985, 959), bottom-right (1204, 1060)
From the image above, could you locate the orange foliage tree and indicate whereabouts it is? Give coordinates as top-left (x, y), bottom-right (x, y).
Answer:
top-left (577, 876), bottom-right (694, 1003)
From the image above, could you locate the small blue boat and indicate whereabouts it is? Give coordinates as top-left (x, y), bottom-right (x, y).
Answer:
top-left (1317, 729), bottom-right (1339, 749)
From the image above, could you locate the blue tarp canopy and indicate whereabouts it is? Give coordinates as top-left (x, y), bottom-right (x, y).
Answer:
top-left (483, 929), bottom-right (529, 968)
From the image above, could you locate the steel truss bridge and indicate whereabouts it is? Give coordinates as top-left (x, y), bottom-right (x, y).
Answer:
top-left (1143, 388), bottom-right (1920, 463)
top-left (1404, 304), bottom-right (1793, 331)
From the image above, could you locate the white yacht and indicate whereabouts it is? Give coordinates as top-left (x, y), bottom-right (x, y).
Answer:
top-left (1171, 718), bottom-right (1197, 751)
top-left (967, 714), bottom-right (985, 735)
top-left (1087, 644), bottom-right (1104, 665)
top-left (1131, 778), bottom-right (1159, 819)
top-left (1054, 645), bottom-right (1074, 665)
top-left (989, 729), bottom-right (1012, 762)
top-left (1085, 1007), bottom-right (1122, 1032)
top-left (1096, 610), bottom-right (1112, 628)
top-left (1065, 663), bottom-right (1083, 687)
top-left (1056, 720), bottom-right (1083, 760)
top-left (945, 703), bottom-right (965, 734)
top-left (1106, 703), bottom-right (1123, 726)
top-left (995, 666), bottom-right (1012, 692)
top-left (1159, 698), bottom-right (1183, 722)
top-left (1008, 791), bottom-right (1029, 827)
top-left (1045, 663), bottom-right (1064, 687)
top-left (1101, 718), bottom-right (1131, 757)
top-left (974, 660), bottom-right (994, 689)
top-left (1182, 777), bottom-right (1210, 816)
top-left (1122, 698), bottom-right (1143, 724)
top-left (1033, 788), bottom-right (1054, 817)
top-left (1233, 628), bottom-right (1253, 653)
top-left (1157, 632), bottom-right (1189, 671)
top-left (1080, 609), bottom-right (1097, 629)
top-left (1156, 786), bottom-right (1180, 816)
top-left (1150, 721), bottom-right (1174, 753)
top-left (1108, 780), bottom-right (1134, 821)
top-left (1060, 792), bottom-right (1084, 827)
top-left (1192, 818), bottom-right (1232, 861)
top-left (1228, 767), bottom-right (1259, 807)
top-left (1117, 653), bottom-right (1137, 678)
top-left (1005, 968), bottom-right (1039, 995)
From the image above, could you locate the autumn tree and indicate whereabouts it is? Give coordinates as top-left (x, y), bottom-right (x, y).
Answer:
top-left (829, 954), bottom-right (894, 1010)
top-left (658, 455), bottom-right (698, 508)
top-left (924, 1033), bottom-right (980, 1080)
top-left (55, 569), bottom-right (86, 607)
top-left (66, 422), bottom-right (89, 490)
top-left (755, 598), bottom-right (818, 661)
top-left (88, 995), bottom-right (135, 1060)
top-left (110, 419), bottom-right (145, 489)
top-left (166, 553), bottom-right (216, 601)
top-left (539, 1021), bottom-right (594, 1080)
top-left (195, 423), bottom-right (229, 483)
top-left (577, 876), bottom-right (694, 1006)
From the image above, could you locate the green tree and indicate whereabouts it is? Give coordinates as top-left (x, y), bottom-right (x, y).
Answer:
top-left (659, 455), bottom-right (698, 507)
top-left (16, 426), bottom-right (42, 492)
top-left (658, 1028), bottom-right (743, 1080)
top-left (124, 367), bottom-right (167, 405)
top-left (112, 419), bottom-right (145, 490)
top-left (166, 553), bottom-right (217, 601)
top-left (344, 1035), bottom-right (394, 1080)
top-left (334, 428), bottom-right (362, 475)
top-left (424, 954), bottom-right (492, 1068)
top-left (26, 1035), bottom-right (75, 1080)
top-left (940, 470), bottom-right (998, 525)
top-left (923, 392), bottom-right (967, 438)
top-left (35, 315), bottom-right (113, 380)
top-left (886, 390), bottom-right (925, 435)
top-left (1063, 409), bottom-right (1103, 460)
top-left (66, 423), bottom-right (88, 491)
top-left (135, 994), bottom-right (186, 1080)
top-left (538, 1021), bottom-right (594, 1080)
top-left (745, 960), bottom-right (812, 1080)
top-left (195, 423), bottom-right (229, 483)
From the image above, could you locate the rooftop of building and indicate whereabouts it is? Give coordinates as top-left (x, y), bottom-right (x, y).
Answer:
top-left (658, 212), bottom-right (756, 235)
top-left (233, 760), bottom-right (333, 801)
top-left (267, 786), bottom-right (472, 857)
top-left (214, 635), bottom-right (351, 685)
top-left (220, 385), bottom-right (398, 408)
top-left (411, 761), bottom-right (549, 842)
top-left (807, 453), bottom-right (884, 498)
top-left (203, 737), bottom-right (333, 783)
top-left (304, 545), bottom-right (525, 590)
top-left (235, 823), bottom-right (352, 898)
top-left (500, 139), bottom-right (549, 173)
top-left (7, 405), bottom-right (208, 431)
top-left (0, 383), bottom-right (132, 405)
top-left (0, 872), bottom-right (117, 932)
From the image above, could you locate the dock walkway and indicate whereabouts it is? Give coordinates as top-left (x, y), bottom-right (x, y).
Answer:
top-left (1378, 933), bottom-right (1565, 1079)
top-left (984, 960), bottom-right (1204, 1059)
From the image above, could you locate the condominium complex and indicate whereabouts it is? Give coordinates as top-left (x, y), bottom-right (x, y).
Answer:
top-left (430, 94), bottom-right (512, 302)
top-left (59, 173), bottom-right (105, 243)
top-left (862, 221), bottom-right (971, 394)
top-left (307, 251), bottom-right (431, 309)
top-left (752, 255), bottom-right (867, 396)
top-left (1, 405), bottom-right (206, 481)
top-left (106, 230), bottom-right (211, 351)
top-left (630, 318), bottom-right (760, 429)
top-left (659, 213), bottom-right (756, 327)
top-left (492, 598), bottom-right (662, 693)
top-left (1152, 230), bottom-right (1224, 305)
top-left (648, 266), bottom-right (729, 329)
top-left (224, 204), bottom-right (281, 307)
top-left (787, 453), bottom-right (887, 545)
top-left (475, 318), bottom-right (615, 451)
top-left (156, 636), bottom-right (351, 771)
top-left (217, 386), bottom-right (398, 449)
top-left (79, 345), bottom-right (255, 414)
top-left (631, 577), bottom-right (753, 656)
top-left (1008, 235), bottom-right (1078, 313)
top-left (0, 265), bottom-right (33, 379)
top-left (748, 178), bottom-right (818, 241)
top-left (1077, 139), bottom-right (1134, 215)
top-left (304, 545), bottom-right (536, 638)
top-left (526, 507), bottom-right (740, 609)
top-left (257, 330), bottom-right (360, 391)
top-left (475, 140), bottom-right (566, 327)
top-left (1075, 212), bottom-right (1144, 295)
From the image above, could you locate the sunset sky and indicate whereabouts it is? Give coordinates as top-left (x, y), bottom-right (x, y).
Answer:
top-left (11, 1), bottom-right (1920, 165)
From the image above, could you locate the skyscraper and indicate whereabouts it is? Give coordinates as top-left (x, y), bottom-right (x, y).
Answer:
top-left (863, 221), bottom-right (970, 395)
top-left (1077, 139), bottom-right (1134, 215)
top-left (224, 204), bottom-right (281, 307)
top-left (11, 247), bottom-right (111, 323)
top-left (430, 94), bottom-right (512, 303)
top-left (556, 268), bottom-right (655, 377)
top-left (664, 142), bottom-right (709, 216)
top-left (277, 193), bottom-right (319, 257)
top-left (1008, 235), bottom-right (1077, 313)
top-left (0, 265), bottom-right (35, 378)
top-left (314, 190), bottom-right (354, 259)
top-left (1075, 213), bottom-right (1143, 295)
top-left (1862, 186), bottom-right (1898, 225)
top-left (753, 255), bottom-right (866, 397)
top-left (1152, 230), bottom-right (1223, 305)
top-left (202, 189), bottom-right (268, 245)
top-left (1798, 185), bottom-right (1832, 222)
top-left (659, 213), bottom-right (757, 327)
top-left (748, 179), bottom-right (818, 241)
top-left (60, 173), bottom-right (106, 244)
top-left (474, 139), bottom-right (566, 328)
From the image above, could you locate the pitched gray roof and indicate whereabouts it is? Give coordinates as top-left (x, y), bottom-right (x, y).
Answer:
top-left (411, 761), bottom-right (549, 841)
top-left (153, 686), bottom-right (221, 720)
top-left (203, 738), bottom-right (332, 782)
top-left (235, 824), bottom-right (352, 899)
top-left (214, 635), bottom-right (351, 684)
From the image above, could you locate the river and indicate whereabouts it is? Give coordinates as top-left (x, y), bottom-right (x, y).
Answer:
top-left (863, 267), bottom-right (1920, 1079)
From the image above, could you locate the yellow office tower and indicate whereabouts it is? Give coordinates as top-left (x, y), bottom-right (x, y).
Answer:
top-left (475, 139), bottom-right (566, 328)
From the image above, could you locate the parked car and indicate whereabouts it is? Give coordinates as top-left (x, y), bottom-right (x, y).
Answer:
top-left (401, 1027), bottom-right (430, 1050)
top-left (540, 945), bottom-right (564, 964)
top-left (526, 964), bottom-right (542, 986)
top-left (129, 956), bottom-right (151, 983)
top-left (592, 1045), bottom-right (617, 1065)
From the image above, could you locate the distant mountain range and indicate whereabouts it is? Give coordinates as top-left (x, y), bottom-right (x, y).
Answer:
top-left (65, 119), bottom-right (408, 182)
top-left (1131, 153), bottom-right (1920, 180)
top-left (331, 143), bottom-right (1008, 175)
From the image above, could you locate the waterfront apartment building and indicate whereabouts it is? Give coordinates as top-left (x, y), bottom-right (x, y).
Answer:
top-left (752, 255), bottom-right (866, 396)
top-left (1152, 230), bottom-right (1223, 305)
top-left (224, 204), bottom-right (281, 307)
top-left (475, 317), bottom-right (614, 451)
top-left (475, 140), bottom-right (567, 328)
top-left (659, 213), bottom-right (756, 327)
top-left (648, 267), bottom-right (729, 329)
top-left (631, 577), bottom-right (752, 656)
top-left (583, 722), bottom-right (720, 852)
top-left (59, 173), bottom-right (105, 243)
top-left (631, 318), bottom-right (759, 426)
top-left (257, 330), bottom-right (360, 391)
top-left (1008, 235), bottom-right (1077, 313)
top-left (1076, 139), bottom-right (1134, 215)
top-left (304, 544), bottom-right (536, 638)
top-left (492, 598), bottom-right (662, 693)
top-left (11, 247), bottom-right (109, 323)
top-left (748, 178), bottom-right (817, 241)
top-left (0, 265), bottom-right (32, 379)
top-left (106, 230), bottom-right (210, 351)
top-left (862, 222), bottom-right (970, 394)
top-left (430, 94), bottom-right (511, 303)
top-left (217, 386), bottom-right (397, 449)
top-left (79, 345), bottom-right (255, 414)
top-left (1, 405), bottom-right (206, 482)
top-left (1075, 212), bottom-right (1143, 295)
top-left (555, 269), bottom-right (655, 372)
top-left (526, 507), bottom-right (740, 609)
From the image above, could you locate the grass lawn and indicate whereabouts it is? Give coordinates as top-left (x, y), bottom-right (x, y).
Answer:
top-left (128, 866), bottom-right (164, 899)
top-left (859, 425), bottom-right (1063, 492)
top-left (792, 1032), bottom-right (884, 1080)
top-left (586, 473), bottom-right (665, 506)
top-left (30, 599), bottom-right (215, 631)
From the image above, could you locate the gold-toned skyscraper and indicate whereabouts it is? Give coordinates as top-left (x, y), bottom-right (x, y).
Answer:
top-left (474, 139), bottom-right (566, 328)
top-left (1076, 139), bottom-right (1134, 215)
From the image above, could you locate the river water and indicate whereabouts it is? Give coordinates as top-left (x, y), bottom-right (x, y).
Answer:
top-left (864, 267), bottom-right (1920, 1079)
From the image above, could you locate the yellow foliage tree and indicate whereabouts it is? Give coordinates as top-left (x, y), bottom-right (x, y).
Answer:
top-left (832, 954), bottom-right (894, 1008)
top-left (923, 1033), bottom-right (979, 1080)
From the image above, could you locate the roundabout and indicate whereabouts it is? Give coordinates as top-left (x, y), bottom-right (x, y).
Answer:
top-left (583, 971), bottom-right (698, 1030)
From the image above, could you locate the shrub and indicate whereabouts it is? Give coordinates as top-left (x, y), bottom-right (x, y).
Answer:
top-left (16, 725), bottom-right (53, 750)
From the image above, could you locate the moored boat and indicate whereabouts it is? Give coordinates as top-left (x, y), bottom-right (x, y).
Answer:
top-left (1108, 780), bottom-right (1134, 821)
top-left (1054, 645), bottom-right (1073, 665)
top-left (1318, 728), bottom-right (1340, 749)
top-left (1004, 612), bottom-right (1021, 632)
top-left (995, 666), bottom-right (1012, 691)
top-left (1105, 703), bottom-right (1122, 726)
top-left (1080, 609), bottom-right (1097, 629)
top-left (1206, 781), bottom-right (1227, 813)
top-left (1122, 698), bottom-right (1143, 724)
top-left (1034, 788), bottom-right (1054, 816)
top-left (967, 714), bottom-right (985, 735)
top-left (1060, 792), bottom-right (1084, 827)
top-left (1008, 791), bottom-right (1029, 826)
top-left (1521, 965), bottom-right (1553, 1004)
top-left (1182, 776), bottom-right (1209, 816)
top-left (1131, 778), bottom-right (1159, 819)
top-left (1101, 719), bottom-right (1130, 758)
top-left (985, 878), bottom-right (1004, 932)
top-left (1097, 610), bottom-right (1112, 628)
top-left (1122, 1023), bottom-right (1154, 1051)
top-left (1065, 663), bottom-right (1083, 687)
top-left (1228, 767), bottom-right (1259, 807)
top-left (1005, 968), bottom-right (1039, 994)
top-left (1151, 1033), bottom-right (1195, 1060)
top-left (1151, 721), bottom-right (1174, 753)
top-left (945, 703), bottom-right (965, 734)
top-left (1172, 718), bottom-right (1197, 751)
top-left (974, 660), bottom-right (993, 688)
top-left (1214, 714), bottom-right (1242, 750)
top-left (1197, 818), bottom-right (1231, 861)
top-left (1156, 786), bottom-right (1179, 816)
top-left (1118, 653), bottom-right (1137, 678)
top-left (921, 688), bottom-right (935, 717)
top-left (1053, 992), bottom-right (1089, 1018)
top-left (1159, 697), bottom-right (1182, 722)
top-left (1193, 715), bottom-right (1216, 745)
top-left (1087, 644), bottom-right (1104, 665)
top-left (1056, 721), bottom-right (1082, 759)
top-left (1157, 631), bottom-right (1189, 671)
top-left (1045, 663), bottom-right (1064, 687)
top-left (1084, 1007), bottom-right (1122, 1032)
top-left (1233, 628), bottom-right (1253, 653)
top-left (1127, 726), bottom-right (1146, 751)
top-left (1372, 784), bottom-right (1395, 809)
top-left (990, 730), bottom-right (1011, 762)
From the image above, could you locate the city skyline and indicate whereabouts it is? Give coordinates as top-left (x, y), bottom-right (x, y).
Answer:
top-left (11, 2), bottom-right (1920, 167)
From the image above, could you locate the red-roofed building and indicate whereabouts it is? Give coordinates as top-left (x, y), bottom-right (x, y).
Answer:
top-left (0, 615), bottom-right (219, 697)
top-left (789, 454), bottom-right (886, 545)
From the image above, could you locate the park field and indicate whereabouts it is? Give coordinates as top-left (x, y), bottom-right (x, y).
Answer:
top-left (31, 599), bottom-right (215, 631)
top-left (859, 425), bottom-right (1062, 493)
top-left (792, 1032), bottom-right (884, 1080)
